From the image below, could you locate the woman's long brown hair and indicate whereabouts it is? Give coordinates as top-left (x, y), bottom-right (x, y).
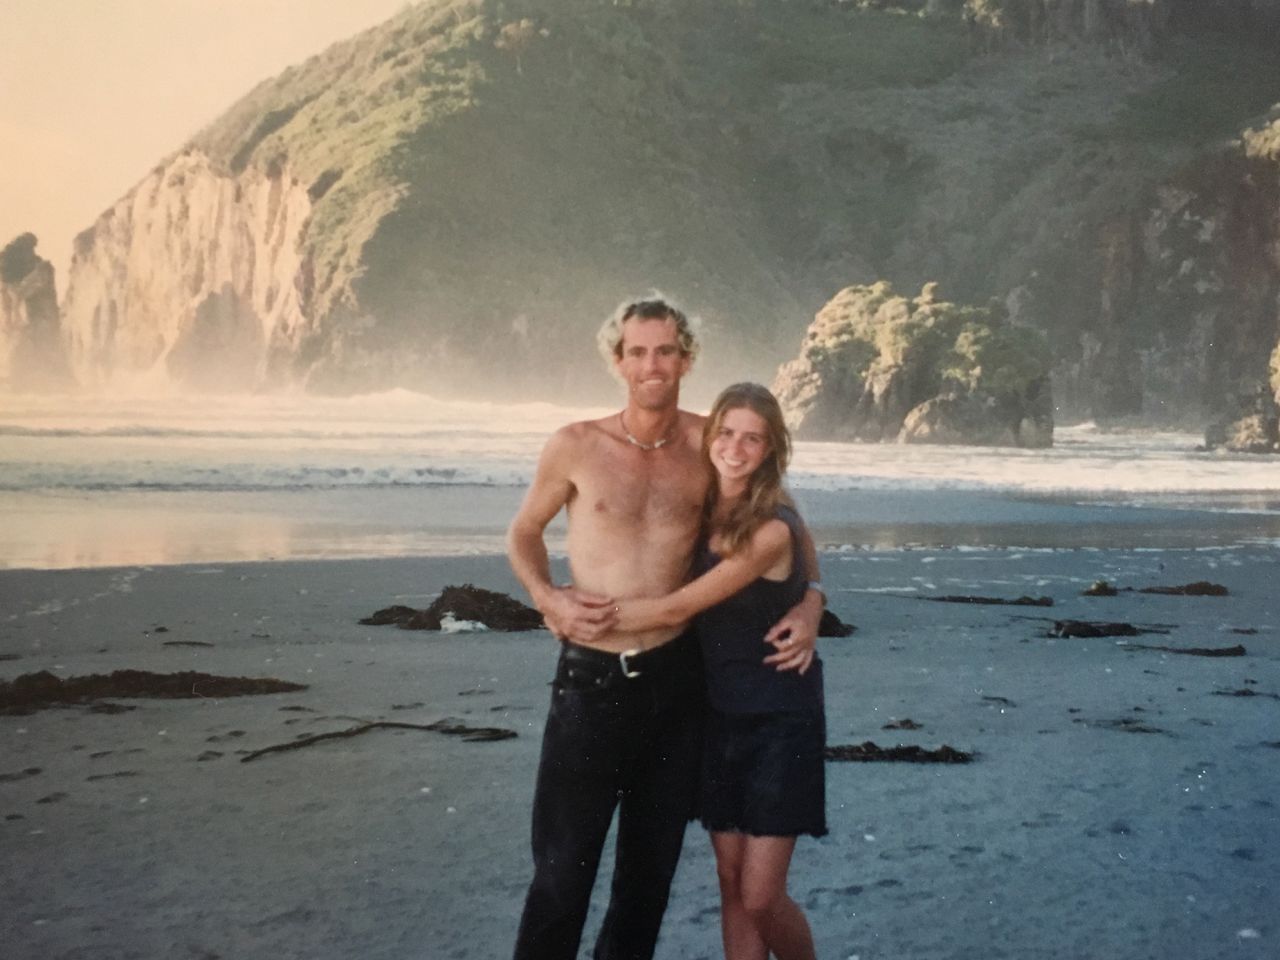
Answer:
top-left (702, 382), bottom-right (794, 556)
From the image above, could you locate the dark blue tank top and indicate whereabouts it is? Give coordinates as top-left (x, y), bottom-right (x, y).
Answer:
top-left (692, 504), bottom-right (824, 714)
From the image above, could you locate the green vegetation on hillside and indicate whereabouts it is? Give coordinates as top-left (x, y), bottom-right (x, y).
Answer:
top-left (1115, 33), bottom-right (1280, 143)
top-left (164, 0), bottom-right (1280, 407)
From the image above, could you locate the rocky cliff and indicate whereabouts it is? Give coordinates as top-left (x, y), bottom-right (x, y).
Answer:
top-left (61, 153), bottom-right (316, 391)
top-left (774, 281), bottom-right (1053, 446)
top-left (1042, 109), bottom-right (1280, 424)
top-left (47, 0), bottom-right (1280, 420)
top-left (0, 234), bottom-right (69, 391)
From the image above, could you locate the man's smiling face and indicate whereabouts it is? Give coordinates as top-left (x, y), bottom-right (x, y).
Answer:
top-left (615, 317), bottom-right (691, 410)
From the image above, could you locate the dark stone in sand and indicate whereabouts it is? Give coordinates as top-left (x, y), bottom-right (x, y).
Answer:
top-left (362, 585), bottom-right (544, 631)
top-left (0, 670), bottom-right (307, 715)
top-left (161, 640), bottom-right (214, 648)
top-left (1049, 620), bottom-right (1142, 638)
top-left (0, 653), bottom-right (21, 662)
top-left (1231, 628), bottom-right (1259, 635)
top-left (1083, 580), bottom-right (1119, 596)
top-left (1139, 581), bottom-right (1229, 596)
top-left (359, 604), bottom-right (420, 626)
top-left (0, 767), bottom-right (42, 783)
top-left (825, 741), bottom-right (974, 763)
top-left (883, 718), bottom-right (923, 730)
top-left (928, 595), bottom-right (1053, 607)
top-left (819, 610), bottom-right (856, 637)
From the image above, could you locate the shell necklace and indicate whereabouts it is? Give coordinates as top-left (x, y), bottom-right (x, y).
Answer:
top-left (619, 411), bottom-right (673, 451)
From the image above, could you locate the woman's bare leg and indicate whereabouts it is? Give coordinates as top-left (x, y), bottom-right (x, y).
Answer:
top-left (710, 831), bottom-right (767, 960)
top-left (738, 834), bottom-right (816, 960)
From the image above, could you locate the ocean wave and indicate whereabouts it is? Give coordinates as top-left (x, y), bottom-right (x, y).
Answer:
top-left (0, 463), bottom-right (530, 492)
top-left (0, 423), bottom-right (543, 441)
top-left (3, 394), bottom-right (1280, 505)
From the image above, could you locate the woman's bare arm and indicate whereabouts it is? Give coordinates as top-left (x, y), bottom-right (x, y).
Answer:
top-left (613, 519), bottom-right (792, 632)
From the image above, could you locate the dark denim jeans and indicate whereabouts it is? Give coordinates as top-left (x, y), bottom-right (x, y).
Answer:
top-left (513, 634), bottom-right (704, 960)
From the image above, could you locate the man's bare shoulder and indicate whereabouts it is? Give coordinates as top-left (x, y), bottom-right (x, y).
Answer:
top-left (676, 409), bottom-right (706, 444)
top-left (541, 416), bottom-right (615, 458)
top-left (551, 415), bottom-right (616, 443)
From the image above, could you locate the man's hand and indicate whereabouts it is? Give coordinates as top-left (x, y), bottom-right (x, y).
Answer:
top-left (762, 588), bottom-right (823, 674)
top-left (539, 586), bottom-right (618, 644)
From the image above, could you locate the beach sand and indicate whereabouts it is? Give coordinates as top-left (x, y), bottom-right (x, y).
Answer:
top-left (2, 544), bottom-right (1277, 959)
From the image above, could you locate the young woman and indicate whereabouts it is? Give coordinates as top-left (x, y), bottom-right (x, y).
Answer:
top-left (614, 382), bottom-right (825, 960)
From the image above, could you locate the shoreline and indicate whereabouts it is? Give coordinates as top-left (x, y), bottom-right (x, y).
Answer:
top-left (5, 485), bottom-right (1280, 572)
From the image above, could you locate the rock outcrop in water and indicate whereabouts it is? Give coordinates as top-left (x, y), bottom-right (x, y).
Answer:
top-left (0, 234), bottom-right (70, 391)
top-left (774, 282), bottom-right (1053, 446)
top-left (1205, 385), bottom-right (1280, 453)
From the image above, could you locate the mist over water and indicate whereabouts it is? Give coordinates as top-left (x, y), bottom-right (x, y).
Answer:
top-left (2, 389), bottom-right (1279, 569)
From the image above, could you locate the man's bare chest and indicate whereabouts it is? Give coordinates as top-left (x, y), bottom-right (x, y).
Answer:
top-left (569, 456), bottom-right (705, 530)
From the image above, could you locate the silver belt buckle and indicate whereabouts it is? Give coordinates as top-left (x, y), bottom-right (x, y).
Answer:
top-left (618, 648), bottom-right (643, 679)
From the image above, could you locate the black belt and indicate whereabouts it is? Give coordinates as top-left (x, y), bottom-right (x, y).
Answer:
top-left (559, 632), bottom-right (697, 683)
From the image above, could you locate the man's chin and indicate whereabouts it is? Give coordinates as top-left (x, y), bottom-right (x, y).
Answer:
top-left (631, 385), bottom-right (679, 409)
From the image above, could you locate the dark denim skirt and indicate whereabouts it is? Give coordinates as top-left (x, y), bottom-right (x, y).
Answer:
top-left (699, 708), bottom-right (827, 838)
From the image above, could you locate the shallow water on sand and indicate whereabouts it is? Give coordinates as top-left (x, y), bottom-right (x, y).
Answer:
top-left (2, 392), bottom-right (1279, 569)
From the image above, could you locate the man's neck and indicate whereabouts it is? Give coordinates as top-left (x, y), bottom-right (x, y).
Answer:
top-left (621, 404), bottom-right (681, 447)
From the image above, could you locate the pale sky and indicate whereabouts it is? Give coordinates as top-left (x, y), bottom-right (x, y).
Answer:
top-left (0, 0), bottom-right (413, 289)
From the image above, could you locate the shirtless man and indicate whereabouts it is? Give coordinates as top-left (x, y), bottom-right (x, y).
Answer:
top-left (507, 298), bottom-right (822, 960)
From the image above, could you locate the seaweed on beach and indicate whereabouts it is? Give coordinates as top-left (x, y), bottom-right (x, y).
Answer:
top-left (1139, 582), bottom-right (1229, 596)
top-left (361, 584), bottom-right (544, 631)
top-left (0, 670), bottom-right (307, 716)
top-left (926, 595), bottom-right (1053, 606)
top-left (240, 717), bottom-right (517, 762)
top-left (819, 610), bottom-right (857, 637)
top-left (1073, 716), bottom-right (1168, 734)
top-left (1048, 619), bottom-right (1165, 638)
top-left (1122, 643), bottom-right (1246, 657)
top-left (1213, 688), bottom-right (1280, 701)
top-left (1083, 580), bottom-right (1230, 597)
top-left (825, 741), bottom-right (973, 764)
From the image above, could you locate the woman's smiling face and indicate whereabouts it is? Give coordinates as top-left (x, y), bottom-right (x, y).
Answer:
top-left (709, 406), bottom-right (771, 490)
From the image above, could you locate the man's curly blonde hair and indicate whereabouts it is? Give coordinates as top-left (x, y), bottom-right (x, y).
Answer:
top-left (596, 296), bottom-right (701, 372)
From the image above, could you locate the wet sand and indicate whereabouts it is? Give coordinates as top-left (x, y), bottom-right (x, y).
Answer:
top-left (2, 539), bottom-right (1277, 959)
